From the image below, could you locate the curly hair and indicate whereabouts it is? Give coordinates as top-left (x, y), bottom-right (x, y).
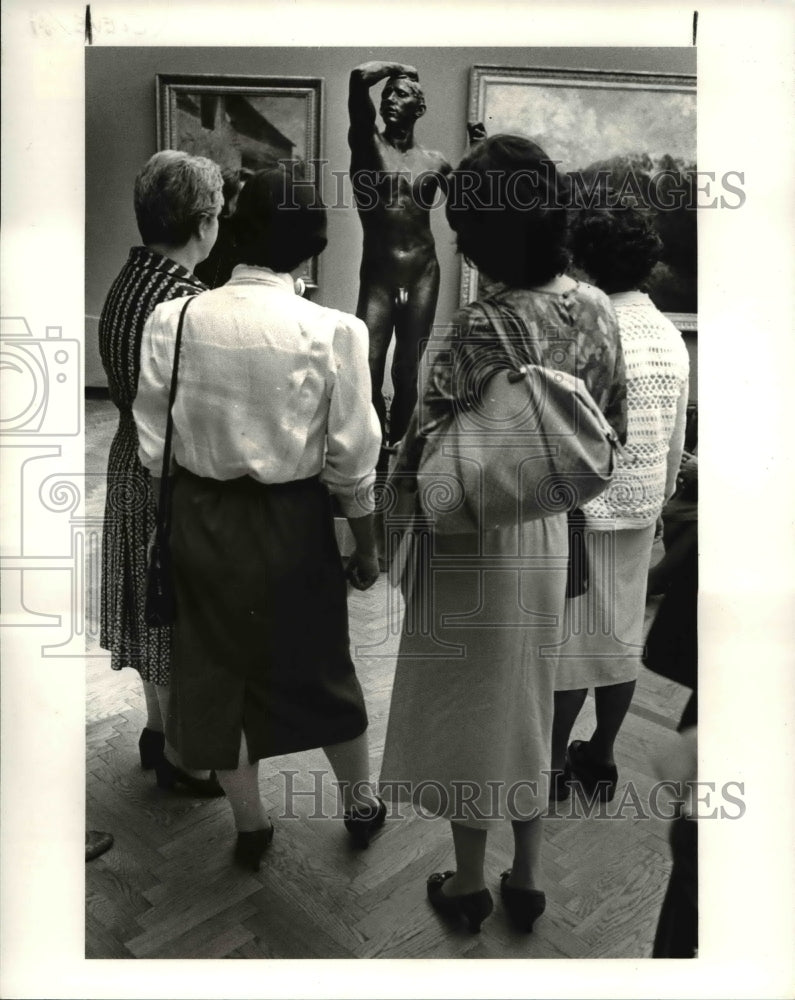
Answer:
top-left (231, 164), bottom-right (327, 273)
top-left (134, 150), bottom-right (223, 247)
top-left (570, 200), bottom-right (663, 294)
top-left (445, 134), bottom-right (570, 288)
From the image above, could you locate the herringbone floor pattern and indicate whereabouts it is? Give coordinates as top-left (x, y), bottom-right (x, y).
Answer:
top-left (85, 397), bottom-right (689, 959)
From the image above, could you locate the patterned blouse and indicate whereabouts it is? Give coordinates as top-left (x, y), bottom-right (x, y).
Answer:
top-left (393, 280), bottom-right (627, 491)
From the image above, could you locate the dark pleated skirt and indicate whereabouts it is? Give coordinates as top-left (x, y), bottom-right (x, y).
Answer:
top-left (167, 467), bottom-right (368, 769)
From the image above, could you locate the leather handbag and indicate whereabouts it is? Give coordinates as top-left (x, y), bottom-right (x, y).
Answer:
top-left (417, 298), bottom-right (621, 536)
top-left (144, 296), bottom-right (193, 627)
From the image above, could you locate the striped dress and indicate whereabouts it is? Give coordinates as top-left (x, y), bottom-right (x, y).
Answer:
top-left (99, 246), bottom-right (206, 682)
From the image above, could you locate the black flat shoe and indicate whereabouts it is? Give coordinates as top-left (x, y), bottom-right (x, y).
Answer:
top-left (138, 727), bottom-right (165, 770)
top-left (499, 870), bottom-right (546, 932)
top-left (154, 758), bottom-right (225, 798)
top-left (85, 830), bottom-right (114, 862)
top-left (427, 871), bottom-right (494, 933)
top-left (344, 796), bottom-right (387, 848)
top-left (234, 824), bottom-right (275, 872)
top-left (566, 740), bottom-right (619, 802)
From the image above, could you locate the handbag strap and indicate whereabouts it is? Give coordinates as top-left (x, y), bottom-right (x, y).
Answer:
top-left (154, 295), bottom-right (194, 532)
top-left (474, 298), bottom-right (579, 526)
top-left (473, 298), bottom-right (544, 371)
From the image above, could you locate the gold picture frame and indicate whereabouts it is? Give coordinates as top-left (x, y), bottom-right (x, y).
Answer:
top-left (156, 73), bottom-right (323, 290)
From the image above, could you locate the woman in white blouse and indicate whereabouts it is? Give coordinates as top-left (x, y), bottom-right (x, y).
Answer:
top-left (134, 166), bottom-right (385, 871)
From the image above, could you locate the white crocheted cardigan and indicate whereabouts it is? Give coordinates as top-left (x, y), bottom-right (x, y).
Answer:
top-left (583, 291), bottom-right (690, 529)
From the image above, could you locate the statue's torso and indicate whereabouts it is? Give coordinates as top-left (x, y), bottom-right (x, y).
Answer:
top-left (351, 133), bottom-right (447, 271)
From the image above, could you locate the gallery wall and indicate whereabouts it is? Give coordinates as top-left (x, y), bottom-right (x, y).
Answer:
top-left (85, 45), bottom-right (697, 392)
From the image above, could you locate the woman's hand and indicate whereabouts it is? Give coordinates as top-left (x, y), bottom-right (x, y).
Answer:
top-left (345, 549), bottom-right (380, 591)
top-left (467, 121), bottom-right (487, 144)
top-left (343, 512), bottom-right (379, 589)
top-left (677, 452), bottom-right (698, 492)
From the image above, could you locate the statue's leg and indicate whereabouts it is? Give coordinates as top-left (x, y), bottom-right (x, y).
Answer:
top-left (390, 261), bottom-right (440, 445)
top-left (357, 276), bottom-right (397, 568)
top-left (356, 277), bottom-right (394, 441)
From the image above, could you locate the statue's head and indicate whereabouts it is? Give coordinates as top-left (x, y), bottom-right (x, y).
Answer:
top-left (380, 75), bottom-right (426, 128)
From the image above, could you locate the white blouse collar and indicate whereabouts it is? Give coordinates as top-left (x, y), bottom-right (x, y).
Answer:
top-left (227, 265), bottom-right (297, 293)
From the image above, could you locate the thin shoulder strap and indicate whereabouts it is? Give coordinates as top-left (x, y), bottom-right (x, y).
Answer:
top-left (155, 294), bottom-right (193, 531)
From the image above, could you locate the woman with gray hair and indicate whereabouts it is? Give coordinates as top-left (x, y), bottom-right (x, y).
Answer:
top-left (99, 150), bottom-right (224, 794)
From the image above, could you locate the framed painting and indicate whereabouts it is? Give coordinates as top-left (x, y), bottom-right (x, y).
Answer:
top-left (462, 66), bottom-right (697, 332)
top-left (156, 73), bottom-right (323, 290)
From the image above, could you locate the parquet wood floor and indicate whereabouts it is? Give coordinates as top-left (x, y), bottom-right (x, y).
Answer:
top-left (85, 397), bottom-right (690, 959)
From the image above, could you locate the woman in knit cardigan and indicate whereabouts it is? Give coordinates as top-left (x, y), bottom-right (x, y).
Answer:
top-left (550, 199), bottom-right (691, 802)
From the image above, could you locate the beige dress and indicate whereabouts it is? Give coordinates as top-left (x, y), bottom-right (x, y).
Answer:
top-left (380, 518), bottom-right (568, 827)
top-left (554, 523), bottom-right (656, 690)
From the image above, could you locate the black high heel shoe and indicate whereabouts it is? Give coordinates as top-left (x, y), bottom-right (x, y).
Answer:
top-left (566, 740), bottom-right (618, 802)
top-left (154, 757), bottom-right (225, 798)
top-left (234, 824), bottom-right (275, 872)
top-left (344, 796), bottom-right (387, 848)
top-left (138, 727), bottom-right (165, 770)
top-left (427, 871), bottom-right (494, 933)
top-left (499, 870), bottom-right (546, 932)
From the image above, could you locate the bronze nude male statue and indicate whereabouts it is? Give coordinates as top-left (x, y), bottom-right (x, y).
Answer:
top-left (348, 61), bottom-right (451, 465)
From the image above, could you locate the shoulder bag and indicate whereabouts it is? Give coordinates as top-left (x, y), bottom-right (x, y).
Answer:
top-left (416, 297), bottom-right (621, 537)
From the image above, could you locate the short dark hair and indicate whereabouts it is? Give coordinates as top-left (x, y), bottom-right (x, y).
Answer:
top-left (445, 134), bottom-right (570, 288)
top-left (570, 200), bottom-right (662, 294)
top-left (231, 165), bottom-right (327, 272)
top-left (134, 151), bottom-right (222, 247)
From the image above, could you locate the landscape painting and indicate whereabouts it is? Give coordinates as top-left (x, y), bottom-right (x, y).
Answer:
top-left (463, 65), bottom-right (697, 329)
